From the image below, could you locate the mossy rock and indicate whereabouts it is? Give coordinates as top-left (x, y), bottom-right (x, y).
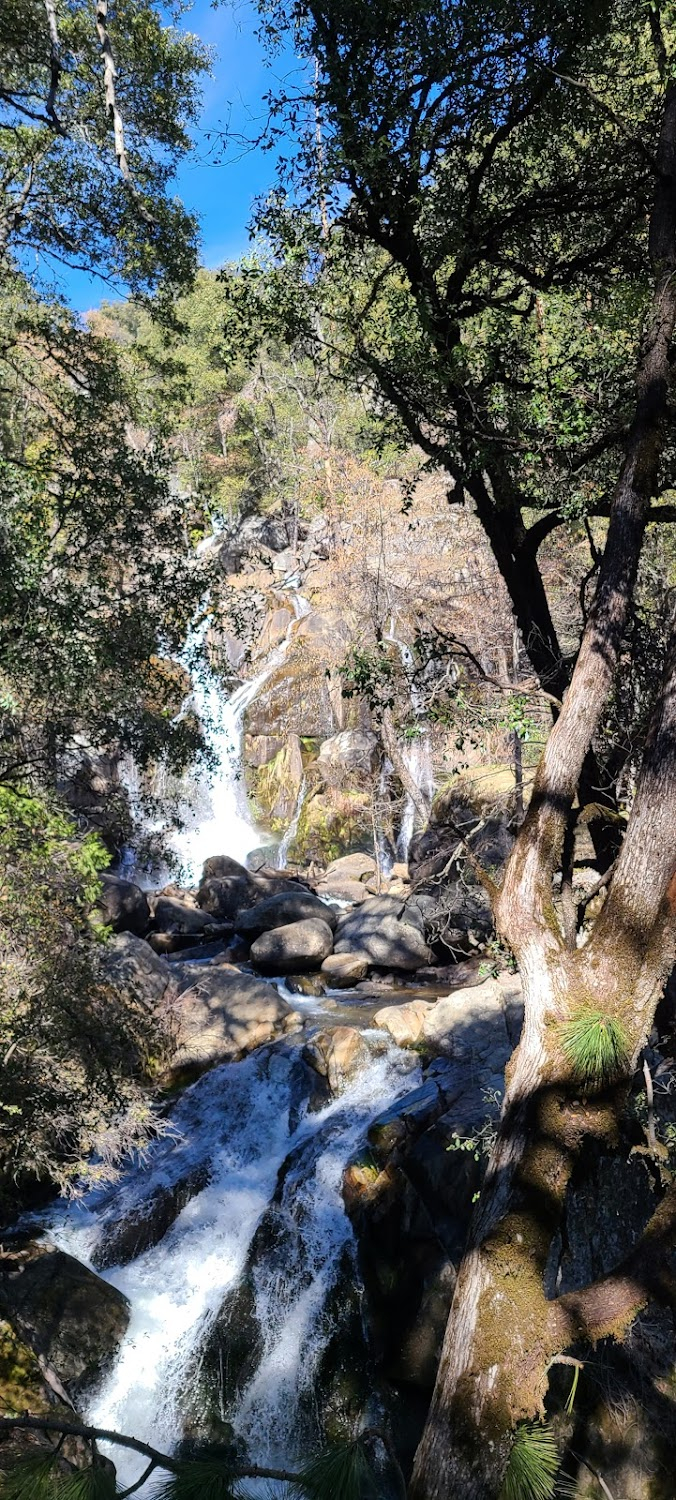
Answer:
top-left (431, 763), bottom-right (529, 823)
top-left (289, 788), bottom-right (372, 864)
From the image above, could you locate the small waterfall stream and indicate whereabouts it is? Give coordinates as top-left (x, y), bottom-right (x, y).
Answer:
top-left (47, 1034), bottom-right (419, 1492)
top-left (384, 624), bottom-right (435, 863)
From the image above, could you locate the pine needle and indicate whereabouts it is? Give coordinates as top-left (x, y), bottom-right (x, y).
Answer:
top-left (560, 1010), bottom-right (629, 1088)
top-left (151, 1459), bottom-right (242, 1500)
top-left (500, 1423), bottom-right (560, 1500)
top-left (293, 1439), bottom-right (378, 1500)
top-left (0, 1458), bottom-right (117, 1500)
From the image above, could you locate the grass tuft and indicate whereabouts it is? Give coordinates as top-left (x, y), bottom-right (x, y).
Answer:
top-left (500, 1423), bottom-right (560, 1500)
top-left (560, 1009), bottom-right (629, 1088)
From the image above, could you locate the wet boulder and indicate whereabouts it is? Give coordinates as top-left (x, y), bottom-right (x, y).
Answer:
top-left (196, 874), bottom-right (252, 921)
top-left (250, 917), bottom-right (334, 974)
top-left (0, 1241), bottom-right (129, 1399)
top-left (320, 953), bottom-right (370, 988)
top-left (374, 998), bottom-right (434, 1048)
top-left (97, 873), bottom-right (150, 936)
top-left (237, 890), bottom-right (338, 936)
top-left (334, 896), bottom-right (431, 972)
top-left (166, 966), bottom-right (301, 1076)
top-left (0, 1319), bottom-right (100, 1473)
top-left (303, 1026), bottom-right (370, 1093)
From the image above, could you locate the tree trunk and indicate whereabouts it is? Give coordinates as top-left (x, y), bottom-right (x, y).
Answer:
top-left (411, 79), bottom-right (676, 1500)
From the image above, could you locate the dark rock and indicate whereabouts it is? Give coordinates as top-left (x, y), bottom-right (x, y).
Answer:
top-left (196, 875), bottom-right (252, 921)
top-left (201, 855), bottom-right (251, 883)
top-left (237, 890), bottom-right (338, 935)
top-left (92, 1166), bottom-right (210, 1270)
top-left (154, 896), bottom-right (214, 935)
top-left (250, 917), bottom-right (334, 973)
top-left (98, 873), bottom-right (150, 936)
top-left (103, 931), bottom-right (174, 1010)
top-left (0, 1241), bottom-right (129, 1398)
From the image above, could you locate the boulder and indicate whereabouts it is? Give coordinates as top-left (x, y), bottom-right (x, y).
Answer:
top-left (201, 855), bottom-right (251, 882)
top-left (237, 890), bottom-right (338, 935)
top-left (0, 1242), bottom-right (130, 1398)
top-left (374, 999), bottom-right (434, 1047)
top-left (325, 852), bottom-right (378, 883)
top-left (421, 974), bottom-right (522, 1068)
top-left (316, 731), bottom-right (379, 786)
top-left (334, 896), bottom-right (431, 972)
top-left (167, 966), bottom-right (301, 1075)
top-left (250, 918), bottom-right (334, 973)
top-left (97, 873), bottom-right (150, 936)
top-left (303, 1027), bottom-right (370, 1093)
top-left (154, 895), bottom-right (214, 935)
top-left (196, 875), bottom-right (252, 921)
top-left (0, 1319), bottom-right (97, 1472)
top-left (103, 931), bottom-right (174, 1010)
top-left (315, 878), bottom-right (371, 905)
top-left (321, 953), bottom-right (370, 988)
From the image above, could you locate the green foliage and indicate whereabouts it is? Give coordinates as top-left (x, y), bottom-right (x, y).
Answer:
top-left (500, 1423), bottom-right (560, 1500)
top-left (560, 1009), bottom-right (630, 1088)
top-left (294, 1437), bottom-right (379, 1500)
top-left (0, 785), bottom-right (169, 1206)
top-left (0, 1456), bottom-right (117, 1500)
top-left (152, 1459), bottom-right (242, 1500)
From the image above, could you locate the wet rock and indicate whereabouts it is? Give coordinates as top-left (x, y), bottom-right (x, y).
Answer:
top-left (166, 967), bottom-right (301, 1076)
top-left (97, 873), bottom-right (150, 936)
top-left (103, 931), bottom-right (174, 1010)
top-left (0, 1242), bottom-right (130, 1399)
top-left (374, 999), bottom-right (434, 1048)
top-left (303, 1026), bottom-right (370, 1092)
top-left (334, 896), bottom-right (431, 972)
top-left (320, 953), bottom-right (370, 988)
top-left (154, 895), bottom-right (214, 935)
top-left (286, 973), bottom-right (326, 996)
top-left (325, 852), bottom-right (378, 883)
top-left (244, 733), bottom-right (286, 768)
top-left (237, 890), bottom-right (338, 935)
top-left (0, 1319), bottom-right (98, 1473)
top-left (250, 917), bottom-right (334, 973)
top-left (92, 1165), bottom-right (210, 1270)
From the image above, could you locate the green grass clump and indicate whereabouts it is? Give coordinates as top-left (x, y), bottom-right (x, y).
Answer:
top-left (500, 1423), bottom-right (559, 1500)
top-left (560, 1008), bottom-right (629, 1088)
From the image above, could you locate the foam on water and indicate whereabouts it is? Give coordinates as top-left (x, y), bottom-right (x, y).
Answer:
top-left (47, 1037), bottom-right (419, 1493)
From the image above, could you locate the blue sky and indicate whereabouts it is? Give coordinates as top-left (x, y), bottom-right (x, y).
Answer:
top-left (62, 0), bottom-right (297, 310)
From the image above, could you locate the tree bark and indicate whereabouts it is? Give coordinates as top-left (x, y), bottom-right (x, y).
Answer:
top-left (411, 79), bottom-right (676, 1500)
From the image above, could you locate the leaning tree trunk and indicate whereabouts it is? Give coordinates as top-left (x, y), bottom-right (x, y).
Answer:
top-left (410, 79), bottom-right (676, 1500)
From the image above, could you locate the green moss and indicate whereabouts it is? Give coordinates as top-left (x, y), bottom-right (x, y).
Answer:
top-left (0, 1321), bottom-right (50, 1416)
top-left (289, 788), bottom-right (372, 864)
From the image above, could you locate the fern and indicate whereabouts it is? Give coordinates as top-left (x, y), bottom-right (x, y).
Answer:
top-left (500, 1423), bottom-right (560, 1500)
top-left (560, 1009), bottom-right (629, 1088)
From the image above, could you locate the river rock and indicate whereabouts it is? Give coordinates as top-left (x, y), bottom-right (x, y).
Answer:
top-left (154, 895), bottom-right (214, 935)
top-left (320, 953), bottom-right (370, 987)
top-left (374, 999), bottom-right (434, 1047)
top-left (324, 852), bottom-right (378, 883)
top-left (421, 974), bottom-right (522, 1066)
top-left (103, 931), bottom-right (174, 1010)
top-left (167, 967), bottom-right (301, 1075)
top-left (201, 854), bottom-right (251, 882)
top-left (196, 874), bottom-right (252, 921)
top-left (315, 877), bottom-right (371, 904)
top-left (334, 896), bottom-right (431, 972)
top-left (97, 873), bottom-right (150, 936)
top-left (92, 1165), bottom-right (210, 1270)
top-left (237, 890), bottom-right (338, 935)
top-left (303, 1027), bottom-right (370, 1092)
top-left (250, 917), bottom-right (334, 973)
top-left (0, 1241), bottom-right (130, 1398)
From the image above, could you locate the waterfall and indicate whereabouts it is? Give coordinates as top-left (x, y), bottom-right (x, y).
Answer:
top-left (46, 1036), bottom-right (419, 1493)
top-left (275, 774), bottom-right (307, 870)
top-left (384, 623), bottom-right (435, 863)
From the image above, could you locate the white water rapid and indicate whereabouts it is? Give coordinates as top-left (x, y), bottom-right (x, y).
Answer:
top-left (47, 1034), bottom-right (419, 1493)
top-left (172, 588), bottom-right (310, 882)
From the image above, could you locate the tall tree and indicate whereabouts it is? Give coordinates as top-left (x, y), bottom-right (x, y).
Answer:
top-left (245, 0), bottom-right (676, 1493)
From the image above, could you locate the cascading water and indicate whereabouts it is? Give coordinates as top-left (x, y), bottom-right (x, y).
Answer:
top-left (47, 1034), bottom-right (419, 1493)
